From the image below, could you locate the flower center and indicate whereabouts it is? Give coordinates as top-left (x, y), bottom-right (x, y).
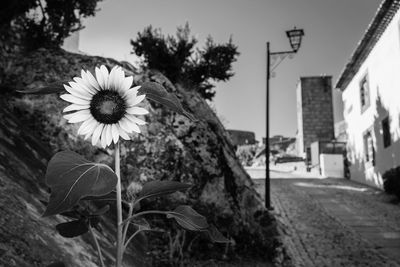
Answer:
top-left (90, 90), bottom-right (126, 124)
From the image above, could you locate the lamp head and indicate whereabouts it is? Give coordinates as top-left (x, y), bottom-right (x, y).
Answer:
top-left (286, 27), bottom-right (304, 52)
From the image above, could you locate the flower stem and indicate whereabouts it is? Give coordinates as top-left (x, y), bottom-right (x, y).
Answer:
top-left (90, 226), bottom-right (105, 267)
top-left (115, 141), bottom-right (123, 267)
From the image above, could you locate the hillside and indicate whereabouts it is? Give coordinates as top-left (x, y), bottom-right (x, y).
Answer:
top-left (0, 47), bottom-right (291, 266)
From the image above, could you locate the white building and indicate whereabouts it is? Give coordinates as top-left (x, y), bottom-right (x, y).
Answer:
top-left (335, 0), bottom-right (400, 188)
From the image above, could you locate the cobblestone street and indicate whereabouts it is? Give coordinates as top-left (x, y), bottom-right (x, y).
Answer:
top-left (254, 173), bottom-right (400, 267)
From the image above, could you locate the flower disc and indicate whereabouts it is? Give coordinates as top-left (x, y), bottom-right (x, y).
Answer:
top-left (90, 90), bottom-right (126, 124)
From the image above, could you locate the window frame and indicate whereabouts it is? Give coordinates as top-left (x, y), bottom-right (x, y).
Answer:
top-left (382, 116), bottom-right (391, 148)
top-left (363, 129), bottom-right (375, 166)
top-left (359, 72), bottom-right (371, 113)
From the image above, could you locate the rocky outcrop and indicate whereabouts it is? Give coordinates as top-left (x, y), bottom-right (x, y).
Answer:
top-left (0, 47), bottom-right (286, 266)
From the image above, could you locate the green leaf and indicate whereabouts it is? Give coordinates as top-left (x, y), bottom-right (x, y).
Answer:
top-left (139, 82), bottom-right (196, 121)
top-left (136, 180), bottom-right (191, 203)
top-left (166, 205), bottom-right (208, 231)
top-left (17, 81), bottom-right (67, 94)
top-left (46, 262), bottom-right (66, 267)
top-left (43, 151), bottom-right (117, 217)
top-left (203, 224), bottom-right (231, 243)
top-left (59, 210), bottom-right (81, 220)
top-left (82, 191), bottom-right (116, 201)
top-left (131, 217), bottom-right (151, 231)
top-left (56, 219), bottom-right (89, 238)
top-left (91, 205), bottom-right (110, 216)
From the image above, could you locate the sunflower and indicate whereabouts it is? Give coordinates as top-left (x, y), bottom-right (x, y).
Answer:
top-left (60, 65), bottom-right (148, 148)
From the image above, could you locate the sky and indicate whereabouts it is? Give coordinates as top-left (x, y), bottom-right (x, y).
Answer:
top-left (79, 0), bottom-right (382, 141)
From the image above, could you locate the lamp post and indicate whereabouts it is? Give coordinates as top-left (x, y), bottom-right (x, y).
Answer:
top-left (265, 27), bottom-right (304, 209)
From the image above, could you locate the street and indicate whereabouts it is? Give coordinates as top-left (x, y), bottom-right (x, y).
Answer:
top-left (254, 172), bottom-right (400, 267)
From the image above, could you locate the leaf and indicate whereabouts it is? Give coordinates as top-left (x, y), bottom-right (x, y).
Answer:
top-left (56, 219), bottom-right (89, 238)
top-left (43, 151), bottom-right (117, 217)
top-left (136, 180), bottom-right (191, 203)
top-left (46, 262), bottom-right (66, 267)
top-left (17, 81), bottom-right (67, 94)
top-left (138, 82), bottom-right (196, 121)
top-left (82, 191), bottom-right (116, 201)
top-left (131, 217), bottom-right (151, 231)
top-left (91, 205), bottom-right (110, 216)
top-left (166, 205), bottom-right (208, 231)
top-left (203, 224), bottom-right (231, 243)
top-left (59, 210), bottom-right (81, 220)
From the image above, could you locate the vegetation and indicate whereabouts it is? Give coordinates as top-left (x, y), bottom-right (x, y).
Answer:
top-left (131, 23), bottom-right (240, 100)
top-left (383, 166), bottom-right (400, 199)
top-left (1, 0), bottom-right (102, 50)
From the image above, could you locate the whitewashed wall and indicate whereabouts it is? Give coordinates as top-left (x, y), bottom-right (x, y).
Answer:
top-left (342, 9), bottom-right (400, 188)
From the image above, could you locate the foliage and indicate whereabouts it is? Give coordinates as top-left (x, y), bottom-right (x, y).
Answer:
top-left (131, 23), bottom-right (239, 100)
top-left (43, 151), bottom-right (117, 216)
top-left (31, 80), bottom-right (230, 266)
top-left (1, 0), bottom-right (101, 50)
top-left (383, 166), bottom-right (400, 199)
top-left (236, 144), bottom-right (258, 167)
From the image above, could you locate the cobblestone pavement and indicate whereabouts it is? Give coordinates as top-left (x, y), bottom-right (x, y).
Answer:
top-left (254, 175), bottom-right (400, 267)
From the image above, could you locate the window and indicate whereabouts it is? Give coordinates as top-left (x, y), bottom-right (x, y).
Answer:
top-left (382, 117), bottom-right (391, 148)
top-left (360, 74), bottom-right (370, 112)
top-left (363, 130), bottom-right (375, 166)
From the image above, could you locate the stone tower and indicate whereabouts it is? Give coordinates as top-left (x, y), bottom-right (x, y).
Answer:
top-left (296, 76), bottom-right (334, 158)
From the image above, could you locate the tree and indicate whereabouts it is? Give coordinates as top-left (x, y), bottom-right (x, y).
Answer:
top-left (131, 23), bottom-right (239, 100)
top-left (1, 0), bottom-right (102, 50)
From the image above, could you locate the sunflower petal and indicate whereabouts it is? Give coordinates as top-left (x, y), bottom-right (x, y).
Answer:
top-left (81, 120), bottom-right (98, 136)
top-left (73, 77), bottom-right (97, 95)
top-left (92, 123), bottom-right (104, 146)
top-left (100, 65), bottom-right (109, 90)
top-left (67, 110), bottom-right (92, 123)
top-left (126, 115), bottom-right (146, 125)
top-left (125, 117), bottom-right (141, 133)
top-left (105, 124), bottom-right (113, 146)
top-left (100, 126), bottom-right (108, 148)
top-left (123, 85), bottom-right (139, 99)
top-left (114, 67), bottom-right (125, 91)
top-left (77, 117), bottom-right (95, 135)
top-left (67, 82), bottom-right (93, 99)
top-left (126, 107), bottom-right (149, 115)
top-left (108, 66), bottom-right (119, 90)
top-left (64, 84), bottom-right (89, 100)
top-left (111, 124), bottom-right (120, 144)
top-left (121, 76), bottom-right (133, 92)
top-left (83, 70), bottom-right (101, 91)
top-left (63, 104), bottom-right (90, 113)
top-left (119, 117), bottom-right (132, 133)
top-left (84, 131), bottom-right (92, 140)
top-left (131, 94), bottom-right (146, 106)
top-left (60, 94), bottom-right (90, 105)
top-left (95, 67), bottom-right (106, 90)
top-left (117, 124), bottom-right (130, 140)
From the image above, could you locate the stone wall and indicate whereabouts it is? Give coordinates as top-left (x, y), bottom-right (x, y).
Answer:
top-left (296, 76), bottom-right (334, 157)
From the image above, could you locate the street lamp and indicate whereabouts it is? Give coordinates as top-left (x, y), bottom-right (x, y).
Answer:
top-left (265, 27), bottom-right (304, 209)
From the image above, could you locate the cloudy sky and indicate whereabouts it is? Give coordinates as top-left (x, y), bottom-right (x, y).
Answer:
top-left (80, 0), bottom-right (381, 141)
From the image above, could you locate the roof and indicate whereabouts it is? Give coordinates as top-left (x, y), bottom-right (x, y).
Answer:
top-left (335, 0), bottom-right (400, 91)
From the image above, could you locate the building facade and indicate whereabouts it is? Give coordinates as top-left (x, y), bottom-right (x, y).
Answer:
top-left (296, 76), bottom-right (335, 159)
top-left (335, 0), bottom-right (400, 188)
